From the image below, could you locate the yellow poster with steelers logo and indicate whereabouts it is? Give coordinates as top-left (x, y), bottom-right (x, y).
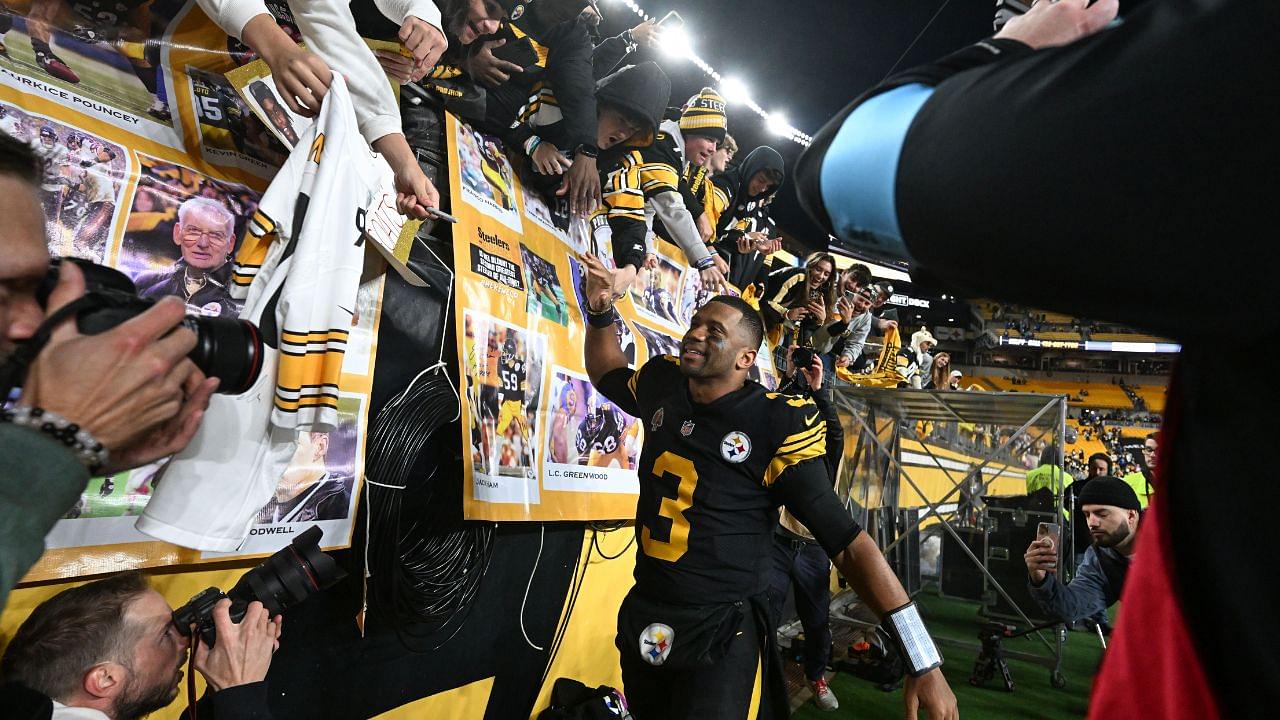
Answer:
top-left (446, 114), bottom-right (779, 521)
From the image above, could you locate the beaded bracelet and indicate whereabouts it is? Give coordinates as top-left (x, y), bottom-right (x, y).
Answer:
top-left (1, 404), bottom-right (109, 474)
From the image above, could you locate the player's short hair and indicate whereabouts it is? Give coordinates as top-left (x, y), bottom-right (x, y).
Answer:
top-left (1, 571), bottom-right (151, 701)
top-left (0, 132), bottom-right (42, 186)
top-left (706, 295), bottom-right (764, 350)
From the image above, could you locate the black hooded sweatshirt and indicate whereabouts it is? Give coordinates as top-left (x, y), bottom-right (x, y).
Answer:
top-left (712, 145), bottom-right (785, 290)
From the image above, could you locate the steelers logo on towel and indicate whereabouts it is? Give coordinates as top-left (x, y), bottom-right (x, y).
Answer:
top-left (721, 431), bottom-right (752, 463)
top-left (640, 623), bottom-right (675, 666)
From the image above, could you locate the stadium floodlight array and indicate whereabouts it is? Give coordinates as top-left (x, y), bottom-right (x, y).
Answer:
top-left (605, 0), bottom-right (814, 146)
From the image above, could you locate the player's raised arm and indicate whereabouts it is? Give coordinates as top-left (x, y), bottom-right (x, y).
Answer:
top-left (582, 253), bottom-right (630, 385)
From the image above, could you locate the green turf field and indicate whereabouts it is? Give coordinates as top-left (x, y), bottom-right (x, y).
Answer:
top-left (793, 587), bottom-right (1108, 719)
top-left (1, 32), bottom-right (164, 121)
top-left (70, 472), bottom-right (150, 518)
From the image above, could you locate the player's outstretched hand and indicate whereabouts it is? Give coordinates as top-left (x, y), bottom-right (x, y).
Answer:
top-left (582, 253), bottom-right (617, 312)
top-left (904, 668), bottom-right (959, 720)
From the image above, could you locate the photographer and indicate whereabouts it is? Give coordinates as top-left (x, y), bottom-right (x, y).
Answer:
top-left (760, 251), bottom-right (837, 342)
top-left (0, 571), bottom-right (281, 720)
top-left (1, 135), bottom-right (217, 611)
top-left (767, 347), bottom-right (845, 711)
top-left (1024, 477), bottom-right (1141, 626)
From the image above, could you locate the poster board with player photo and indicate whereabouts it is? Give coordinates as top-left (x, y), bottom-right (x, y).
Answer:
top-left (446, 113), bottom-right (780, 521)
top-left (5, 5), bottom-right (388, 582)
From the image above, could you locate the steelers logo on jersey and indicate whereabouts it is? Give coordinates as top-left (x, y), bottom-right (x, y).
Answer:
top-left (639, 623), bottom-right (675, 666)
top-left (720, 431), bottom-right (752, 463)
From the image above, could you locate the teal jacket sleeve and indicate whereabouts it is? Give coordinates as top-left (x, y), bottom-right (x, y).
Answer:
top-left (0, 424), bottom-right (89, 611)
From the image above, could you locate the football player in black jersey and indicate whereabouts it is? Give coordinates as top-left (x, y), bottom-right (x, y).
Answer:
top-left (580, 253), bottom-right (957, 719)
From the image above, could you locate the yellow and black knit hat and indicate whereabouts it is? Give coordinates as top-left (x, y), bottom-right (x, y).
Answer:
top-left (679, 87), bottom-right (727, 143)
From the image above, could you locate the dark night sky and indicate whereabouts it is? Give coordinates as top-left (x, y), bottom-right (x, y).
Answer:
top-left (593, 0), bottom-right (995, 249)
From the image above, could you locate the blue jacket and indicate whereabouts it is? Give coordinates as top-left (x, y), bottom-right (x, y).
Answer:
top-left (1028, 544), bottom-right (1131, 624)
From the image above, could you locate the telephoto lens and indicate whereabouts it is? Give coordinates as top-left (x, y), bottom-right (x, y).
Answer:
top-left (62, 258), bottom-right (264, 394)
top-left (173, 526), bottom-right (346, 647)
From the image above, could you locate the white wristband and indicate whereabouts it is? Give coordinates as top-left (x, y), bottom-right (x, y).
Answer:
top-left (885, 602), bottom-right (943, 677)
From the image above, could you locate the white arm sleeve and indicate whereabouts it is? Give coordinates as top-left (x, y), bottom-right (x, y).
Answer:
top-left (373, 0), bottom-right (443, 27)
top-left (290, 0), bottom-right (403, 145)
top-left (650, 190), bottom-right (711, 266)
top-left (196, 0), bottom-right (270, 39)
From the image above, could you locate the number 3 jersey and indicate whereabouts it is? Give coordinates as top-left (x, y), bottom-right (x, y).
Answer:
top-left (597, 355), bottom-right (862, 603)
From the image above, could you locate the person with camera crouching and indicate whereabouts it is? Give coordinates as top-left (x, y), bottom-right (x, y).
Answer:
top-left (0, 134), bottom-right (220, 611)
top-left (1024, 477), bottom-right (1141, 627)
top-left (0, 571), bottom-right (281, 720)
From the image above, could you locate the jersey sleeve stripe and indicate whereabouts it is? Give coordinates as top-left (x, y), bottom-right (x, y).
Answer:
top-left (776, 423), bottom-right (825, 454)
top-left (765, 439), bottom-right (828, 487)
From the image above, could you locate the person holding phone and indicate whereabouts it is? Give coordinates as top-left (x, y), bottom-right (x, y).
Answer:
top-left (1024, 477), bottom-right (1142, 626)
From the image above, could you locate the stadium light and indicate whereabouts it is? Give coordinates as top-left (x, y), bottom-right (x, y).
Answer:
top-left (766, 111), bottom-right (792, 137)
top-left (719, 76), bottom-right (752, 106)
top-left (659, 25), bottom-right (695, 61)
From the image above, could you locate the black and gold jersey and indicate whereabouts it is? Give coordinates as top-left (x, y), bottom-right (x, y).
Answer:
top-left (600, 129), bottom-right (690, 270)
top-left (597, 355), bottom-right (860, 603)
top-left (498, 355), bottom-right (527, 405)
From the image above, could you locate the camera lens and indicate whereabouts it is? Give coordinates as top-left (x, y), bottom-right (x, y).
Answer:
top-left (182, 316), bottom-right (264, 395)
top-left (226, 526), bottom-right (347, 619)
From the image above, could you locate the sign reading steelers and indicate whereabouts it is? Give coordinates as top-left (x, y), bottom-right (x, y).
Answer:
top-left (721, 431), bottom-right (752, 463)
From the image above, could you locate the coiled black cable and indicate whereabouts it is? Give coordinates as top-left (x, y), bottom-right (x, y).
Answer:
top-left (364, 365), bottom-right (494, 652)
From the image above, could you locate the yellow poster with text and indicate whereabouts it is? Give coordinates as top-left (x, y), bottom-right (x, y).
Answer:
top-left (446, 114), bottom-right (778, 521)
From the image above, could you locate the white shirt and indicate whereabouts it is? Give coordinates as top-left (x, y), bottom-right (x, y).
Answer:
top-left (51, 700), bottom-right (111, 720)
top-left (196, 0), bottom-right (442, 147)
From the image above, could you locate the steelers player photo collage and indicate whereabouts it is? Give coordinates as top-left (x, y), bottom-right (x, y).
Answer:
top-left (463, 309), bottom-right (546, 505)
top-left (1, 101), bottom-right (127, 262)
top-left (454, 120), bottom-right (523, 233)
top-left (541, 367), bottom-right (642, 494)
top-left (187, 65), bottom-right (288, 174)
top-left (0, 0), bottom-right (185, 144)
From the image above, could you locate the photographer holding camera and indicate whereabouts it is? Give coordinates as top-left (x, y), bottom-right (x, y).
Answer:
top-left (1, 134), bottom-right (219, 611)
top-left (0, 571), bottom-right (281, 720)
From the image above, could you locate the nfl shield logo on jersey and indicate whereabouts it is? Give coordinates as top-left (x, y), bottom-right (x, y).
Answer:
top-left (639, 623), bottom-right (675, 666)
top-left (680, 420), bottom-right (695, 436)
top-left (721, 431), bottom-right (752, 463)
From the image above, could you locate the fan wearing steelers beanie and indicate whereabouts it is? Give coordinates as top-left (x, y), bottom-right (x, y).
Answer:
top-left (600, 87), bottom-right (732, 296)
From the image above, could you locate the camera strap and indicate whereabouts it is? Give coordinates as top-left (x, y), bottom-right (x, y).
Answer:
top-left (0, 294), bottom-right (104, 399)
top-left (187, 634), bottom-right (201, 720)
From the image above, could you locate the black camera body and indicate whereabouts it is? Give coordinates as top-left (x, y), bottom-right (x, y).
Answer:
top-left (791, 346), bottom-right (817, 374)
top-left (4, 257), bottom-right (264, 397)
top-left (173, 526), bottom-right (346, 647)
